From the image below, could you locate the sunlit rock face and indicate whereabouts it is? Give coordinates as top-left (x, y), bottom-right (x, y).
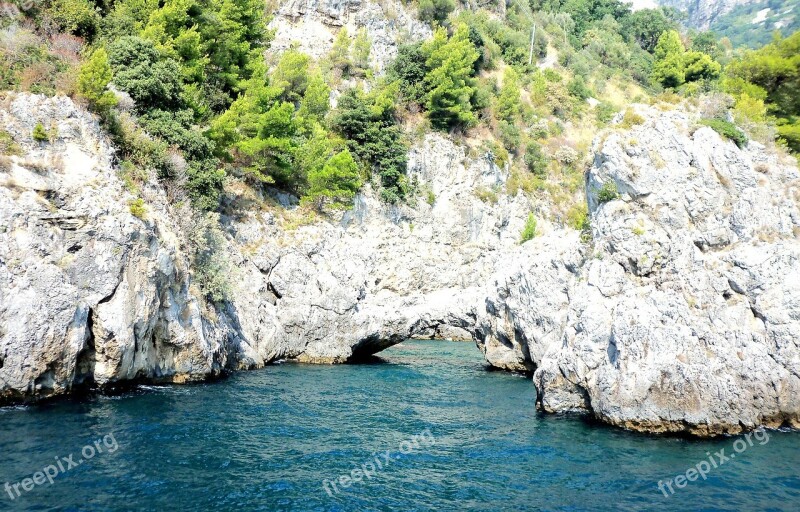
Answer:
top-left (478, 105), bottom-right (800, 435)
top-left (2, 93), bottom-right (799, 437)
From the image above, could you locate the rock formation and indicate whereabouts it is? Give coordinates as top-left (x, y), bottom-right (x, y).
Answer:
top-left (2, 93), bottom-right (799, 437)
top-left (269, 0), bottom-right (431, 71)
top-left (478, 106), bottom-right (800, 435)
top-left (657, 0), bottom-right (750, 29)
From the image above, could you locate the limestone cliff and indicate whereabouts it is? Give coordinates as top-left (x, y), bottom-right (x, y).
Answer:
top-left (2, 93), bottom-right (799, 437)
top-left (658, 0), bottom-right (751, 29)
top-left (478, 105), bottom-right (800, 435)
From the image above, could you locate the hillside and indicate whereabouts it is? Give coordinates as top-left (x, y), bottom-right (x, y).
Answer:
top-left (658, 0), bottom-right (800, 47)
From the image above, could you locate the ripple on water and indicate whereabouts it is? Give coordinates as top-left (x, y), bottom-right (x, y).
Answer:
top-left (0, 340), bottom-right (798, 512)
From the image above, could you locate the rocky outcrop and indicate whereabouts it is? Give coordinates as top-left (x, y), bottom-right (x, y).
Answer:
top-left (477, 105), bottom-right (800, 435)
top-left (269, 0), bottom-right (430, 71)
top-left (0, 93), bottom-right (531, 401)
top-left (657, 0), bottom-right (750, 29)
top-left (0, 94), bottom-right (232, 402)
top-left (2, 93), bottom-right (799, 437)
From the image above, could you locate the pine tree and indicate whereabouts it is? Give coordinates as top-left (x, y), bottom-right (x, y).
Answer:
top-left (304, 149), bottom-right (362, 210)
top-left (422, 24), bottom-right (479, 130)
top-left (651, 30), bottom-right (685, 88)
top-left (497, 67), bottom-right (521, 123)
top-left (352, 28), bottom-right (372, 73)
top-left (77, 48), bottom-right (118, 114)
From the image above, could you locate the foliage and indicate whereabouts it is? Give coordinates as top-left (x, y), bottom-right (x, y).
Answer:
top-left (567, 75), bottom-right (592, 100)
top-left (422, 24), bottom-right (480, 130)
top-left (726, 32), bottom-right (800, 152)
top-left (651, 30), bottom-right (721, 89)
top-left (497, 67), bottom-right (521, 122)
top-left (619, 109), bottom-right (644, 128)
top-left (329, 28), bottom-right (352, 76)
top-left (32, 122), bottom-right (49, 142)
top-left (622, 8), bottom-right (678, 53)
top-left (524, 141), bottom-right (548, 177)
top-left (683, 51), bottom-right (721, 82)
top-left (700, 118), bottom-right (748, 148)
top-left (107, 36), bottom-right (183, 111)
top-left (77, 48), bottom-right (118, 114)
top-left (596, 181), bottom-right (618, 202)
top-left (210, 61), bottom-right (297, 187)
top-left (519, 213), bottom-right (538, 243)
top-left (46, 0), bottom-right (101, 40)
top-left (418, 0), bottom-right (455, 27)
top-left (0, 131), bottom-right (22, 156)
top-left (298, 72), bottom-right (331, 122)
top-left (128, 197), bottom-right (146, 218)
top-left (702, 0), bottom-right (800, 49)
top-left (387, 43), bottom-right (428, 105)
top-left (651, 30), bottom-right (685, 88)
top-left (554, 0), bottom-right (632, 37)
top-left (595, 101), bottom-right (616, 124)
top-left (352, 28), bottom-right (372, 73)
top-left (189, 212), bottom-right (232, 303)
top-left (304, 149), bottom-right (362, 210)
top-left (777, 122), bottom-right (800, 153)
top-left (331, 87), bottom-right (408, 202)
top-left (566, 203), bottom-right (590, 231)
top-left (272, 50), bottom-right (311, 103)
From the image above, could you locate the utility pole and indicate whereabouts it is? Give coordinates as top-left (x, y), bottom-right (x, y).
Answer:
top-left (528, 23), bottom-right (536, 66)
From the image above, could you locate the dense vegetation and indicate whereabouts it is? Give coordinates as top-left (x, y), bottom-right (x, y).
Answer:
top-left (0, 0), bottom-right (797, 219)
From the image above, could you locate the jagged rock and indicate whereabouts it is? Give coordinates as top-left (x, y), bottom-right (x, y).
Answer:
top-left (269, 0), bottom-right (430, 71)
top-left (0, 94), bottom-right (230, 402)
top-left (657, 0), bottom-right (750, 29)
top-left (3, 94), bottom-right (799, 437)
top-left (480, 105), bottom-right (800, 435)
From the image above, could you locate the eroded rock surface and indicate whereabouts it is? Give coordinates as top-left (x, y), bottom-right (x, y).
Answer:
top-left (2, 95), bottom-right (799, 437)
top-left (478, 106), bottom-right (800, 435)
top-left (269, 0), bottom-right (430, 71)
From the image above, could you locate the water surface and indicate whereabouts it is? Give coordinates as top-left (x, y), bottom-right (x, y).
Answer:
top-left (1, 340), bottom-right (798, 511)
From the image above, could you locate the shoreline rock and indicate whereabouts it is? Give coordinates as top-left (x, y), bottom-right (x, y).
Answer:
top-left (2, 94), bottom-right (799, 437)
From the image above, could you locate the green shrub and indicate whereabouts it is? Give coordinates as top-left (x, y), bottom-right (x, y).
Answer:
top-left (303, 149), bottom-right (362, 210)
top-left (520, 213), bottom-right (537, 244)
top-left (388, 43), bottom-right (428, 104)
top-left (422, 25), bottom-right (479, 130)
top-left (566, 203), bottom-right (590, 231)
top-left (77, 48), bottom-right (118, 114)
top-left (474, 186), bottom-right (499, 204)
top-left (423, 185), bottom-right (436, 205)
top-left (46, 0), bottom-right (100, 40)
top-left (418, 0), bottom-right (455, 26)
top-left (567, 76), bottom-right (592, 100)
top-left (190, 213), bottom-right (232, 303)
top-left (619, 109), bottom-right (645, 128)
top-left (595, 102), bottom-right (617, 125)
top-left (700, 118), bottom-right (748, 148)
top-left (498, 121), bottom-right (521, 150)
top-left (777, 122), bottom-right (800, 153)
top-left (597, 181), bottom-right (619, 203)
top-left (0, 130), bottom-right (21, 156)
top-left (331, 87), bottom-right (408, 202)
top-left (524, 141), bottom-right (548, 177)
top-left (32, 122), bottom-right (49, 143)
top-left (128, 198), bottom-right (146, 219)
top-left (107, 37), bottom-right (183, 112)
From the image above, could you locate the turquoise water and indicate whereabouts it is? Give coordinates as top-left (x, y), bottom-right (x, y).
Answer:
top-left (0, 340), bottom-right (798, 511)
